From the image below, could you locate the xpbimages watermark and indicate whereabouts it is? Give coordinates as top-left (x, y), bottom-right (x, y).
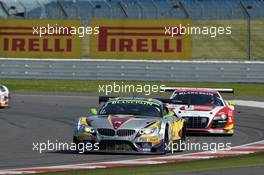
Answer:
top-left (32, 24), bottom-right (99, 37)
top-left (166, 140), bottom-right (232, 154)
top-left (32, 140), bottom-right (232, 154)
top-left (165, 24), bottom-right (232, 38)
top-left (32, 140), bottom-right (99, 154)
top-left (98, 82), bottom-right (166, 95)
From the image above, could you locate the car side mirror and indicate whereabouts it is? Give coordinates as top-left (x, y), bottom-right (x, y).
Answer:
top-left (90, 108), bottom-right (98, 115)
top-left (164, 111), bottom-right (174, 119)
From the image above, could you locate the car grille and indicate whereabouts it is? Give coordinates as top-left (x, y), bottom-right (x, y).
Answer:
top-left (97, 128), bottom-right (135, 137)
top-left (97, 128), bottom-right (115, 136)
top-left (117, 129), bottom-right (135, 137)
top-left (183, 117), bottom-right (209, 129)
top-left (99, 140), bottom-right (135, 151)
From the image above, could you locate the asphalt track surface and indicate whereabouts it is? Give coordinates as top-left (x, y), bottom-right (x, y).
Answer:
top-left (0, 92), bottom-right (264, 170)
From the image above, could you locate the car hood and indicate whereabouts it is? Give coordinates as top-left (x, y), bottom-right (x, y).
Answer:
top-left (86, 114), bottom-right (161, 130)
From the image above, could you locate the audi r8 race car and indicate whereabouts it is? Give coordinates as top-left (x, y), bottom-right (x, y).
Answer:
top-left (162, 87), bottom-right (235, 136)
top-left (0, 85), bottom-right (9, 108)
top-left (73, 97), bottom-right (186, 154)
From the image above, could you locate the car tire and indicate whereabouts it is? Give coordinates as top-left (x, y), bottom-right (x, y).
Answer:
top-left (224, 133), bottom-right (234, 137)
top-left (182, 123), bottom-right (187, 141)
top-left (73, 136), bottom-right (84, 154)
top-left (156, 126), bottom-right (170, 154)
top-left (164, 126), bottom-right (170, 154)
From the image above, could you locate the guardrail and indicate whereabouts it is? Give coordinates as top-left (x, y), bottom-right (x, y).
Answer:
top-left (0, 59), bottom-right (264, 83)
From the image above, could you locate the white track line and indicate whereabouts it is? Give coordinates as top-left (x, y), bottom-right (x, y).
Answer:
top-left (0, 140), bottom-right (263, 175)
top-left (231, 100), bottom-right (264, 109)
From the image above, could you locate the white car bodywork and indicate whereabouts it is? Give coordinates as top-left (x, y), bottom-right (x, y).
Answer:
top-left (0, 85), bottom-right (9, 107)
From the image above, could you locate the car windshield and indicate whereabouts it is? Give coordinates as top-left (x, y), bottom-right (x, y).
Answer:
top-left (99, 100), bottom-right (162, 117)
top-left (172, 91), bottom-right (224, 106)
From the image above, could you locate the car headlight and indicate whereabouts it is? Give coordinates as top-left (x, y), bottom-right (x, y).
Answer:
top-left (84, 126), bottom-right (95, 133)
top-left (139, 127), bottom-right (159, 135)
top-left (214, 114), bottom-right (227, 120)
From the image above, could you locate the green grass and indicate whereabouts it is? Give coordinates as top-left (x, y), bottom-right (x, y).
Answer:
top-left (192, 20), bottom-right (264, 60)
top-left (38, 152), bottom-right (264, 175)
top-left (251, 20), bottom-right (264, 59)
top-left (1, 79), bottom-right (264, 97)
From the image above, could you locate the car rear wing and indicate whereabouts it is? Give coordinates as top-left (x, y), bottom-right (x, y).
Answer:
top-left (160, 87), bottom-right (234, 94)
top-left (98, 96), bottom-right (187, 105)
top-left (99, 96), bottom-right (116, 104)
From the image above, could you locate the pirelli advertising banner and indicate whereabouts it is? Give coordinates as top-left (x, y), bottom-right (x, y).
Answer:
top-left (0, 19), bottom-right (82, 58)
top-left (89, 19), bottom-right (192, 60)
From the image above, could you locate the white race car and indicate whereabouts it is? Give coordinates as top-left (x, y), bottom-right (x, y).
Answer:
top-left (0, 85), bottom-right (9, 108)
top-left (162, 87), bottom-right (235, 136)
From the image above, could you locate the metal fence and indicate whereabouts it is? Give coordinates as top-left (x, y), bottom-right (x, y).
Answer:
top-left (1, 59), bottom-right (263, 83)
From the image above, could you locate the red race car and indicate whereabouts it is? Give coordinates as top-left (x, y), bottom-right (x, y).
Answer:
top-left (162, 87), bottom-right (235, 136)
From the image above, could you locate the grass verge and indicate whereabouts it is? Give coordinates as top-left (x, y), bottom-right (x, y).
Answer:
top-left (1, 79), bottom-right (264, 97)
top-left (38, 152), bottom-right (264, 175)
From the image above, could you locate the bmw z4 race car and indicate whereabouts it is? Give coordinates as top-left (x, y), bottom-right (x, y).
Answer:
top-left (0, 85), bottom-right (9, 108)
top-left (73, 97), bottom-right (186, 154)
top-left (162, 87), bottom-right (235, 136)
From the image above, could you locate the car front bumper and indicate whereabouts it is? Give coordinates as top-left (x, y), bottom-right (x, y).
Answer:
top-left (0, 100), bottom-right (8, 107)
top-left (74, 131), bottom-right (164, 153)
top-left (187, 128), bottom-right (234, 135)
